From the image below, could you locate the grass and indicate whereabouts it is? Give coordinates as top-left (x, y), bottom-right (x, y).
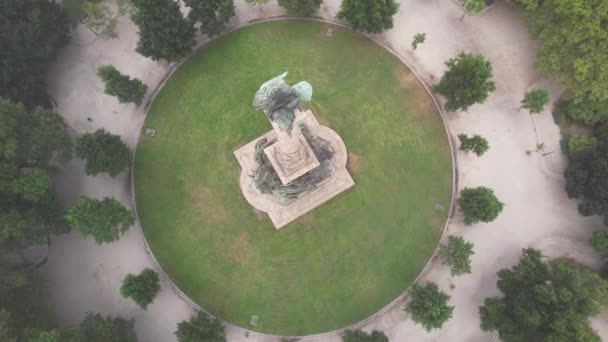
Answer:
top-left (135, 21), bottom-right (452, 335)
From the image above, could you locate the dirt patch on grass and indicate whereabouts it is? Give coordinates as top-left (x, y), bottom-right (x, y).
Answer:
top-left (348, 152), bottom-right (362, 174)
top-left (219, 233), bottom-right (255, 265)
top-left (394, 67), bottom-right (435, 118)
top-left (252, 208), bottom-right (266, 221)
top-left (191, 186), bottom-right (228, 224)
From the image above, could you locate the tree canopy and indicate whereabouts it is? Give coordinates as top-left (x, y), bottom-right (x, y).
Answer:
top-left (564, 126), bottom-right (608, 223)
top-left (457, 186), bottom-right (504, 225)
top-left (405, 282), bottom-right (454, 331)
top-left (65, 197), bottom-right (134, 244)
top-left (121, 269), bottom-right (160, 309)
top-left (75, 129), bottom-right (132, 177)
top-left (278, 0), bottom-right (322, 16)
top-left (479, 248), bottom-right (608, 342)
top-left (521, 89), bottom-right (550, 114)
top-left (509, 0), bottom-right (608, 102)
top-left (458, 134), bottom-right (489, 156)
top-left (97, 65), bottom-right (148, 106)
top-left (337, 0), bottom-right (399, 33)
top-left (440, 235), bottom-right (475, 276)
top-left (433, 52), bottom-right (495, 112)
top-left (564, 99), bottom-right (608, 126)
top-left (0, 98), bottom-right (71, 251)
top-left (175, 312), bottom-right (225, 342)
top-left (67, 313), bottom-right (138, 342)
top-left (131, 0), bottom-right (195, 61)
top-left (342, 329), bottom-right (388, 342)
top-left (184, 0), bottom-right (235, 37)
top-left (0, 0), bottom-right (70, 107)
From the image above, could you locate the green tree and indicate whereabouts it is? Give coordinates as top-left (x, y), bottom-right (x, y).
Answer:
top-left (0, 0), bottom-right (70, 107)
top-left (65, 197), bottom-right (134, 244)
top-left (278, 0), bottom-right (322, 16)
top-left (131, 0), bottom-right (195, 62)
top-left (121, 269), bottom-right (160, 309)
top-left (564, 143), bottom-right (608, 222)
top-left (75, 129), bottom-right (132, 177)
top-left (0, 98), bottom-right (71, 251)
top-left (461, 0), bottom-right (486, 19)
top-left (457, 186), bottom-right (504, 225)
top-left (591, 230), bottom-right (608, 253)
top-left (337, 0), bottom-right (399, 33)
top-left (174, 312), bottom-right (225, 342)
top-left (479, 248), bottom-right (608, 342)
top-left (244, 0), bottom-right (270, 9)
top-left (508, 0), bottom-right (608, 102)
top-left (70, 313), bottom-right (137, 342)
top-left (97, 65), bottom-right (148, 106)
top-left (433, 52), bottom-right (496, 112)
top-left (11, 168), bottom-right (50, 203)
top-left (565, 99), bottom-right (608, 125)
top-left (184, 0), bottom-right (235, 37)
top-left (405, 282), bottom-right (453, 331)
top-left (568, 135), bottom-right (598, 156)
top-left (521, 89), bottom-right (550, 114)
top-left (411, 33), bottom-right (426, 50)
top-left (342, 329), bottom-right (388, 342)
top-left (458, 134), bottom-right (489, 156)
top-left (440, 235), bottom-right (475, 276)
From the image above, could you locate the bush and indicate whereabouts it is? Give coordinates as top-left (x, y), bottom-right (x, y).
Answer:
top-left (121, 269), bottom-right (161, 309)
top-left (174, 312), bottom-right (226, 342)
top-left (278, 0), bottom-right (322, 16)
top-left (97, 65), bottom-right (147, 105)
top-left (337, 0), bottom-right (399, 33)
top-left (405, 282), bottom-right (453, 331)
top-left (565, 99), bottom-right (608, 125)
top-left (568, 135), bottom-right (598, 155)
top-left (457, 186), bottom-right (504, 225)
top-left (65, 197), bottom-right (135, 244)
top-left (440, 235), bottom-right (475, 276)
top-left (75, 129), bottom-right (132, 177)
top-left (342, 329), bottom-right (388, 342)
top-left (591, 231), bottom-right (608, 254)
top-left (433, 52), bottom-right (496, 112)
top-left (521, 89), bottom-right (550, 114)
top-left (458, 134), bottom-right (489, 156)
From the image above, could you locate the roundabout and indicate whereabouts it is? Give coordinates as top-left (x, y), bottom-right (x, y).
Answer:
top-left (134, 20), bottom-right (452, 335)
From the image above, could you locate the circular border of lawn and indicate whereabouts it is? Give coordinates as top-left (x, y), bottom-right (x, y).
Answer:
top-left (131, 18), bottom-right (457, 337)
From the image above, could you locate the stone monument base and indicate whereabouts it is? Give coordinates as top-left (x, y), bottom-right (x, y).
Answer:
top-left (234, 110), bottom-right (355, 229)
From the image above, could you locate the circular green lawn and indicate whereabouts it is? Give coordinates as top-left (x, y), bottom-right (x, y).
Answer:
top-left (135, 21), bottom-right (452, 335)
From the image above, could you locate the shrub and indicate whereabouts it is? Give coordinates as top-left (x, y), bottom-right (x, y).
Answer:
top-left (457, 186), bottom-right (504, 225)
top-left (342, 329), bottom-right (388, 342)
top-left (97, 65), bottom-right (147, 105)
top-left (458, 134), bottom-right (489, 156)
top-left (433, 52), bottom-right (496, 112)
top-left (568, 135), bottom-right (598, 155)
top-left (440, 235), bottom-right (475, 276)
top-left (565, 99), bottom-right (608, 125)
top-left (65, 197), bottom-right (135, 244)
top-left (337, 0), bottom-right (399, 33)
top-left (75, 129), bottom-right (132, 177)
top-left (405, 282), bottom-right (453, 331)
top-left (278, 0), bottom-right (322, 16)
top-left (121, 269), bottom-right (161, 309)
top-left (591, 231), bottom-right (608, 254)
top-left (521, 89), bottom-right (550, 114)
top-left (174, 312), bottom-right (226, 342)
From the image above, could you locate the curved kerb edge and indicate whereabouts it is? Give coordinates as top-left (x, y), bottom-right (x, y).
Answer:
top-left (129, 16), bottom-right (459, 339)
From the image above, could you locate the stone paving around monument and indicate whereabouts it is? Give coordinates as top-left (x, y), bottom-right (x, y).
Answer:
top-left (235, 109), bottom-right (355, 229)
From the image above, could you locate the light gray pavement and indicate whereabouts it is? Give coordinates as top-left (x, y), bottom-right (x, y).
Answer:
top-left (39, 0), bottom-right (607, 341)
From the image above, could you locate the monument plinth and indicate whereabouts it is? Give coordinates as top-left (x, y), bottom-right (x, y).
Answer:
top-left (234, 73), bottom-right (355, 229)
